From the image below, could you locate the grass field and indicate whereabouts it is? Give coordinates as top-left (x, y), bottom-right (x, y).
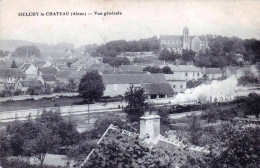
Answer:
top-left (0, 97), bottom-right (85, 112)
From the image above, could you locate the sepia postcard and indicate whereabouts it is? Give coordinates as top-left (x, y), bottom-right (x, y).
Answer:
top-left (0, 0), bottom-right (259, 167)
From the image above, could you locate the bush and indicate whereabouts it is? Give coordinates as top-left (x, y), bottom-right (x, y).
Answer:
top-left (27, 86), bottom-right (44, 95)
top-left (13, 89), bottom-right (23, 96)
top-left (205, 122), bottom-right (260, 168)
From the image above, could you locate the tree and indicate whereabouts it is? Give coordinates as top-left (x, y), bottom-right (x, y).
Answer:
top-left (23, 124), bottom-right (60, 168)
top-left (206, 123), bottom-right (260, 168)
top-left (11, 60), bottom-right (18, 68)
top-left (79, 71), bottom-right (105, 123)
top-left (161, 66), bottom-right (173, 74)
top-left (13, 46), bottom-right (41, 57)
top-left (182, 49), bottom-right (195, 62)
top-left (124, 85), bottom-right (147, 122)
top-left (26, 86), bottom-right (44, 95)
top-left (66, 62), bottom-right (72, 68)
top-left (79, 71), bottom-right (105, 103)
top-left (67, 78), bottom-right (77, 91)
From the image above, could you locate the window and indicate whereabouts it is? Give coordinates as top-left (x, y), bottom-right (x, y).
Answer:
top-left (180, 85), bottom-right (183, 88)
top-left (185, 73), bottom-right (188, 77)
top-left (197, 73), bottom-right (200, 77)
top-left (173, 85), bottom-right (176, 88)
top-left (193, 73), bottom-right (195, 77)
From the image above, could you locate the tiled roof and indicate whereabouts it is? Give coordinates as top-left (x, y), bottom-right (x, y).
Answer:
top-left (56, 70), bottom-right (86, 79)
top-left (0, 68), bottom-right (26, 78)
top-left (41, 74), bottom-right (57, 82)
top-left (227, 67), bottom-right (240, 74)
top-left (186, 80), bottom-right (203, 89)
top-left (20, 80), bottom-right (44, 87)
top-left (163, 74), bottom-right (186, 81)
top-left (56, 64), bottom-right (69, 71)
top-left (161, 64), bottom-right (203, 72)
top-left (205, 68), bottom-right (223, 74)
top-left (142, 83), bottom-right (174, 95)
top-left (39, 67), bottom-right (58, 75)
top-left (20, 64), bottom-right (31, 71)
top-left (102, 74), bottom-right (167, 84)
top-left (160, 35), bottom-right (183, 40)
top-left (119, 65), bottom-right (145, 72)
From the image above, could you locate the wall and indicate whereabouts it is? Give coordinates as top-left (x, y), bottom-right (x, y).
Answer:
top-left (25, 65), bottom-right (38, 79)
top-left (167, 80), bottom-right (186, 93)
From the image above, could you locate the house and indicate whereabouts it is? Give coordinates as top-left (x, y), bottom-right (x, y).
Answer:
top-left (38, 74), bottom-right (57, 86)
top-left (20, 63), bottom-right (38, 79)
top-left (81, 111), bottom-right (208, 167)
top-left (102, 74), bottom-right (170, 97)
top-left (160, 27), bottom-right (209, 53)
top-left (204, 68), bottom-right (223, 79)
top-left (163, 74), bottom-right (186, 93)
top-left (38, 67), bottom-right (58, 76)
top-left (160, 64), bottom-right (203, 80)
top-left (56, 69), bottom-right (87, 85)
top-left (0, 68), bottom-right (26, 90)
top-left (223, 67), bottom-right (242, 78)
top-left (15, 80), bottom-right (44, 92)
top-left (142, 83), bottom-right (174, 99)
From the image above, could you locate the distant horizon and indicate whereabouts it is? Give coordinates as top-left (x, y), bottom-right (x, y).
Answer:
top-left (1, 31), bottom-right (260, 49)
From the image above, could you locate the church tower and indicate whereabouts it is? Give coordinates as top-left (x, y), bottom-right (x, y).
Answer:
top-left (183, 27), bottom-right (190, 50)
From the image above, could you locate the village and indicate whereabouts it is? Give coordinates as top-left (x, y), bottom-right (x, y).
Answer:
top-left (0, 0), bottom-right (260, 167)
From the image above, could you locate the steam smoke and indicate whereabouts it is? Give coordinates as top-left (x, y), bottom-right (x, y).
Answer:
top-left (172, 76), bottom-right (238, 104)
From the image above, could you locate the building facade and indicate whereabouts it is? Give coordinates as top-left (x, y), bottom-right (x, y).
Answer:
top-left (160, 27), bottom-right (209, 53)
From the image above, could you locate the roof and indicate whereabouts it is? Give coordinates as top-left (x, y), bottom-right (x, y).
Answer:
top-left (41, 74), bottom-right (57, 82)
top-left (102, 74), bottom-right (167, 84)
top-left (39, 67), bottom-right (58, 75)
top-left (186, 80), bottom-right (203, 88)
top-left (90, 63), bottom-right (112, 69)
top-left (160, 35), bottom-right (183, 41)
top-left (160, 64), bottom-right (203, 72)
top-left (56, 64), bottom-right (69, 71)
top-left (227, 67), bottom-right (240, 74)
top-left (119, 65), bottom-right (144, 72)
top-left (56, 70), bottom-right (86, 79)
top-left (20, 80), bottom-right (44, 87)
top-left (142, 83), bottom-right (174, 95)
top-left (82, 124), bottom-right (209, 167)
top-left (0, 68), bottom-right (26, 78)
top-left (20, 64), bottom-right (32, 71)
top-left (205, 68), bottom-right (223, 75)
top-left (163, 74), bottom-right (186, 81)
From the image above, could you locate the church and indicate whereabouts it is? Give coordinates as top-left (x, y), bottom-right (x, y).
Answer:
top-left (160, 27), bottom-right (209, 53)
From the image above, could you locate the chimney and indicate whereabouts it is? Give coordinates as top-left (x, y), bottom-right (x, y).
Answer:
top-left (140, 111), bottom-right (160, 144)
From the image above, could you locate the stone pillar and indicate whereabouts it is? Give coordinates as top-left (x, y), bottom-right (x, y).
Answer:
top-left (140, 111), bottom-right (160, 144)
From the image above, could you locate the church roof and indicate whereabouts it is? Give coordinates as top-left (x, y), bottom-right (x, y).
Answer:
top-left (160, 35), bottom-right (183, 40)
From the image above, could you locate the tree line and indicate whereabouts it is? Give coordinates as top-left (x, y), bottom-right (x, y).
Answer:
top-left (159, 35), bottom-right (260, 68)
top-left (90, 36), bottom-right (159, 57)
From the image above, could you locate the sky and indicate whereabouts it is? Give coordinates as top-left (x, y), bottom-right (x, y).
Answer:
top-left (0, 0), bottom-right (260, 47)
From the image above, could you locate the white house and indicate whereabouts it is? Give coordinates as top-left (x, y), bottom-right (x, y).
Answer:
top-left (15, 80), bottom-right (44, 92)
top-left (204, 68), bottom-right (223, 79)
top-left (0, 68), bottom-right (26, 90)
top-left (163, 74), bottom-right (186, 93)
top-left (160, 64), bottom-right (203, 81)
top-left (20, 63), bottom-right (38, 79)
top-left (38, 74), bottom-right (57, 86)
